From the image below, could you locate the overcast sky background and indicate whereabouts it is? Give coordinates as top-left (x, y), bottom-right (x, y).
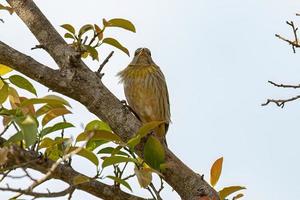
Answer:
top-left (1, 0), bottom-right (300, 199)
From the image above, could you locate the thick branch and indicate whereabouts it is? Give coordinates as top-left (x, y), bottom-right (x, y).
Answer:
top-left (2, 0), bottom-right (220, 199)
top-left (0, 144), bottom-right (146, 200)
top-left (6, 0), bottom-right (80, 69)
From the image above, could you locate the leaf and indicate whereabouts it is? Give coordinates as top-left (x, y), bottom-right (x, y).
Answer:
top-left (61, 24), bottom-right (75, 34)
top-left (9, 75), bottom-right (37, 96)
top-left (85, 45), bottom-right (99, 61)
top-left (78, 24), bottom-right (94, 38)
top-left (107, 176), bottom-right (132, 191)
top-left (64, 33), bottom-right (75, 39)
top-left (0, 83), bottom-right (8, 104)
top-left (73, 175), bottom-right (90, 185)
top-left (94, 24), bottom-right (103, 40)
top-left (144, 136), bottom-right (165, 170)
top-left (102, 38), bottom-right (129, 56)
top-left (76, 130), bottom-right (121, 142)
top-left (97, 147), bottom-right (129, 157)
top-left (36, 104), bottom-right (64, 117)
top-left (21, 95), bottom-right (71, 108)
top-left (16, 115), bottom-right (38, 147)
top-left (86, 140), bottom-right (108, 151)
top-left (210, 157), bottom-right (223, 187)
top-left (45, 145), bottom-right (63, 161)
top-left (40, 122), bottom-right (74, 137)
top-left (8, 87), bottom-right (20, 108)
top-left (102, 156), bottom-right (136, 168)
top-left (134, 167), bottom-right (152, 188)
top-left (68, 147), bottom-right (99, 166)
top-left (42, 107), bottom-right (71, 126)
top-left (218, 186), bottom-right (246, 200)
top-left (106, 18), bottom-right (136, 32)
top-left (0, 64), bottom-right (12, 75)
top-left (19, 97), bottom-right (35, 115)
top-left (232, 193), bottom-right (244, 200)
top-left (85, 120), bottom-right (112, 132)
top-left (38, 137), bottom-right (55, 149)
top-left (0, 4), bottom-right (14, 15)
top-left (127, 121), bottom-right (165, 149)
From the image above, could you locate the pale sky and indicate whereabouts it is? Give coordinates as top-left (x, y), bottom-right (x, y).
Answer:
top-left (1, 0), bottom-right (300, 199)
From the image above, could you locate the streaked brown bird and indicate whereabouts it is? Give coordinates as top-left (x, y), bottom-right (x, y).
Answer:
top-left (118, 48), bottom-right (170, 144)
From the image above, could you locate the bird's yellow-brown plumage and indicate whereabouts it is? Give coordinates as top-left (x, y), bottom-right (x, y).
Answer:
top-left (118, 48), bottom-right (170, 142)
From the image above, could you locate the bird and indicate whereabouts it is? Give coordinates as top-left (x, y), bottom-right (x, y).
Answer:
top-left (117, 48), bottom-right (170, 145)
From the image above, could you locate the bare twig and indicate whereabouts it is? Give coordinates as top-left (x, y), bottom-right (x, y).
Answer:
top-left (268, 80), bottom-right (300, 89)
top-left (0, 184), bottom-right (74, 198)
top-left (275, 21), bottom-right (300, 53)
top-left (96, 51), bottom-right (114, 78)
top-left (31, 44), bottom-right (46, 50)
top-left (261, 95), bottom-right (300, 108)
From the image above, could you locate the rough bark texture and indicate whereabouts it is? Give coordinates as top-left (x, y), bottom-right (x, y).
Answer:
top-left (0, 0), bottom-right (220, 199)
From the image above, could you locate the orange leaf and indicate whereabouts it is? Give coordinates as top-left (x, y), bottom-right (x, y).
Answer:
top-left (210, 157), bottom-right (223, 187)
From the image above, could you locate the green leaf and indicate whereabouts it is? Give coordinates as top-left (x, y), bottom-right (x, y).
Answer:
top-left (102, 38), bottom-right (129, 56)
top-left (106, 176), bottom-right (132, 191)
top-left (106, 18), bottom-right (136, 32)
top-left (85, 120), bottom-right (112, 132)
top-left (15, 115), bottom-right (38, 147)
top-left (9, 75), bottom-right (37, 96)
top-left (97, 147), bottom-right (129, 157)
top-left (0, 64), bottom-right (12, 75)
top-left (61, 24), bottom-right (75, 34)
top-left (86, 140), bottom-right (108, 151)
top-left (127, 121), bottom-right (164, 149)
top-left (38, 137), bottom-right (55, 149)
top-left (0, 83), bottom-right (8, 104)
top-left (218, 186), bottom-right (246, 200)
top-left (40, 122), bottom-right (74, 137)
top-left (210, 157), bottom-right (223, 187)
top-left (21, 95), bottom-right (71, 108)
top-left (69, 147), bottom-right (99, 166)
top-left (42, 107), bottom-right (71, 126)
top-left (144, 136), bottom-right (165, 170)
top-left (102, 156), bottom-right (136, 168)
top-left (79, 24), bottom-right (94, 38)
top-left (64, 33), bottom-right (75, 39)
top-left (45, 145), bottom-right (63, 161)
top-left (85, 45), bottom-right (99, 61)
top-left (76, 130), bottom-right (121, 143)
top-left (73, 175), bottom-right (90, 185)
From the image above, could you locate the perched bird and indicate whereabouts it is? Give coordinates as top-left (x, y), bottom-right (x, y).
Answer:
top-left (118, 48), bottom-right (170, 144)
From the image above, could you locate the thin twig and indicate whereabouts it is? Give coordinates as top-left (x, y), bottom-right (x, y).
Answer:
top-left (96, 51), bottom-right (114, 78)
top-left (0, 184), bottom-right (74, 198)
top-left (268, 80), bottom-right (300, 89)
top-left (31, 44), bottom-right (46, 50)
top-left (261, 95), bottom-right (300, 108)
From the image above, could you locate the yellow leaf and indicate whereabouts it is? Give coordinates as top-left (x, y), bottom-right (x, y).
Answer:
top-left (0, 64), bottom-right (12, 75)
top-left (134, 167), bottom-right (152, 188)
top-left (219, 186), bottom-right (246, 200)
top-left (42, 107), bottom-right (71, 126)
top-left (210, 157), bottom-right (223, 187)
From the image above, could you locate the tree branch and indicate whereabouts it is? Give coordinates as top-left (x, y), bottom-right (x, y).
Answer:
top-left (0, 144), bottom-right (146, 200)
top-left (2, 0), bottom-right (220, 199)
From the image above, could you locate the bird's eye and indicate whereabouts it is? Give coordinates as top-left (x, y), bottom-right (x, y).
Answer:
top-left (135, 48), bottom-right (142, 56)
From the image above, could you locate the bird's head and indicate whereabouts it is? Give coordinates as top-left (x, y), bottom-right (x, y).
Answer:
top-left (130, 48), bottom-right (156, 66)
